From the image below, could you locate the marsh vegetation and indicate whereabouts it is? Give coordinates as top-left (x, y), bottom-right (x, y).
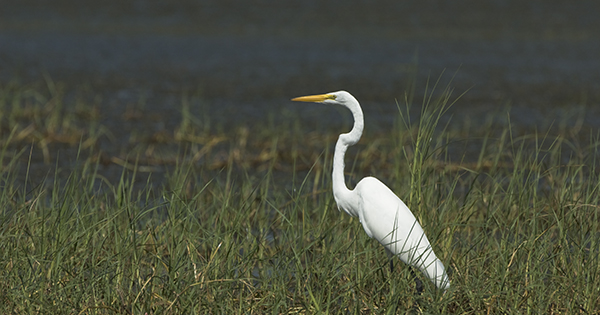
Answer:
top-left (1, 77), bottom-right (599, 314)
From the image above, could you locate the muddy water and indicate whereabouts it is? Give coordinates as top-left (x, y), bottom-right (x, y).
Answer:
top-left (1, 0), bottom-right (599, 186)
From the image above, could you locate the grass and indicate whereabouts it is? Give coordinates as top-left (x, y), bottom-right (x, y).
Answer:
top-left (1, 78), bottom-right (600, 314)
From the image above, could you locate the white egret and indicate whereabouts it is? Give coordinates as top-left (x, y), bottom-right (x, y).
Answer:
top-left (292, 91), bottom-right (450, 291)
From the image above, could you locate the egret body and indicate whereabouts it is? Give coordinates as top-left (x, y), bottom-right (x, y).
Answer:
top-left (292, 91), bottom-right (450, 290)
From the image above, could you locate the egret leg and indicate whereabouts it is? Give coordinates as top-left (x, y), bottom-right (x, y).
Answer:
top-left (385, 249), bottom-right (394, 273)
top-left (410, 267), bottom-right (424, 294)
top-left (385, 249), bottom-right (423, 293)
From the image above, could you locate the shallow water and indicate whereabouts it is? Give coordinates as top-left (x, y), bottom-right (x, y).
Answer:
top-left (2, 1), bottom-right (599, 113)
top-left (1, 0), bottom-right (600, 186)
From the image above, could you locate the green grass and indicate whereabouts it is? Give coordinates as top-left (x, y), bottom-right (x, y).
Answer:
top-left (1, 79), bottom-right (600, 314)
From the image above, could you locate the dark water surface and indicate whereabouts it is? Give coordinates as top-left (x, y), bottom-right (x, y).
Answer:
top-left (3, 1), bottom-right (600, 124)
top-left (1, 1), bottom-right (600, 185)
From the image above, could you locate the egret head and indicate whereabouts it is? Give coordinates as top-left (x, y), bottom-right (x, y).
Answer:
top-left (292, 90), bottom-right (364, 141)
top-left (291, 90), bottom-right (357, 106)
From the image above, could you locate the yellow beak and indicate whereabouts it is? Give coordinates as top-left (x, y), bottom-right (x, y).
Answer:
top-left (291, 93), bottom-right (335, 102)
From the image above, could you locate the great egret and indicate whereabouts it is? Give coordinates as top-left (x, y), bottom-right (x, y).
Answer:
top-left (292, 91), bottom-right (450, 291)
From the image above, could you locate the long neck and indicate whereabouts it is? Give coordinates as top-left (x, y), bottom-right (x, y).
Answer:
top-left (332, 100), bottom-right (364, 215)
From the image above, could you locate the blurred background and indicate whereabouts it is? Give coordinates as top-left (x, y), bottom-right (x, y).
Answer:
top-left (1, 0), bottom-right (599, 183)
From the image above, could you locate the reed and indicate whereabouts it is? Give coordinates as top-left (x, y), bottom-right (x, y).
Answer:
top-left (0, 79), bottom-right (598, 313)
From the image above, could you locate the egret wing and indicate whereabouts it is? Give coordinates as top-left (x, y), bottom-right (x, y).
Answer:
top-left (355, 177), bottom-right (449, 289)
